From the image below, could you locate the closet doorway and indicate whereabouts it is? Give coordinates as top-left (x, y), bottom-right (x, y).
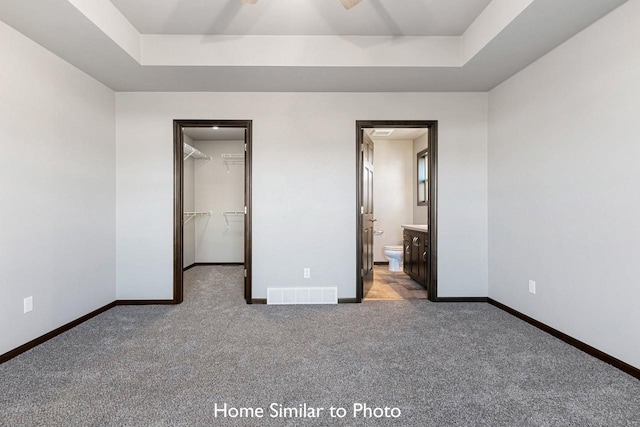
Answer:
top-left (173, 120), bottom-right (252, 304)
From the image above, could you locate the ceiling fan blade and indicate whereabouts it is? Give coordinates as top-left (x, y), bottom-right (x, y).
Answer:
top-left (339, 0), bottom-right (363, 9)
top-left (236, 0), bottom-right (361, 9)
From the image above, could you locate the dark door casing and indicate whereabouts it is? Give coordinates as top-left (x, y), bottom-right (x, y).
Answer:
top-left (356, 120), bottom-right (438, 302)
top-left (173, 119), bottom-right (253, 304)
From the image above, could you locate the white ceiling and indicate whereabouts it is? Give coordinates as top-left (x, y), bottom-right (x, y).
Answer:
top-left (109, 0), bottom-right (492, 37)
top-left (183, 127), bottom-right (245, 141)
top-left (0, 0), bottom-right (628, 92)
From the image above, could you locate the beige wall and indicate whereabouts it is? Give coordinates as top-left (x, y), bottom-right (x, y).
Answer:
top-left (115, 92), bottom-right (489, 299)
top-left (488, 0), bottom-right (640, 368)
top-left (372, 139), bottom-right (414, 263)
top-left (182, 134), bottom-right (196, 268)
top-left (194, 140), bottom-right (245, 263)
top-left (0, 21), bottom-right (116, 355)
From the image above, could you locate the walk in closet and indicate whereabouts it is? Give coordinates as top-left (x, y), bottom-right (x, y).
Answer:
top-left (182, 127), bottom-right (245, 268)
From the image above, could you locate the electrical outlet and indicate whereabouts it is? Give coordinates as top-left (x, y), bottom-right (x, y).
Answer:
top-left (529, 280), bottom-right (536, 294)
top-left (24, 296), bottom-right (33, 313)
top-left (303, 268), bottom-right (311, 279)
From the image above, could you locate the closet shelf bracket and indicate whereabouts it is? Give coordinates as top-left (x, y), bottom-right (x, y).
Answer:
top-left (183, 211), bottom-right (212, 225)
top-left (184, 143), bottom-right (211, 161)
top-left (221, 210), bottom-right (245, 229)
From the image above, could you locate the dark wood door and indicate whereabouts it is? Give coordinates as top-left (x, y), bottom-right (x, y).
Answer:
top-left (403, 231), bottom-right (411, 275)
top-left (362, 133), bottom-right (375, 297)
top-left (403, 229), bottom-right (429, 289)
top-left (419, 238), bottom-right (428, 286)
top-left (410, 233), bottom-right (421, 278)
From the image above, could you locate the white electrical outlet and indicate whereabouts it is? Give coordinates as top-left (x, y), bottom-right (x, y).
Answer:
top-left (24, 296), bottom-right (33, 313)
top-left (529, 280), bottom-right (536, 294)
top-left (303, 268), bottom-right (311, 279)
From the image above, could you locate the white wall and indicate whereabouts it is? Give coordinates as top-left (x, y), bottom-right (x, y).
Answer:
top-left (115, 92), bottom-right (488, 300)
top-left (0, 21), bottom-right (115, 355)
top-left (488, 0), bottom-right (640, 369)
top-left (194, 140), bottom-right (244, 263)
top-left (372, 139), bottom-right (413, 262)
top-left (183, 134), bottom-right (196, 268)
top-left (412, 132), bottom-right (429, 224)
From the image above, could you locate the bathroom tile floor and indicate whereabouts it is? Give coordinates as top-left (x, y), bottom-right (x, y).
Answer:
top-left (365, 265), bottom-right (429, 301)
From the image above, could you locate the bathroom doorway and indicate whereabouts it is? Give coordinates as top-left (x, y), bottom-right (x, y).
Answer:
top-left (356, 121), bottom-right (438, 302)
top-left (173, 120), bottom-right (253, 304)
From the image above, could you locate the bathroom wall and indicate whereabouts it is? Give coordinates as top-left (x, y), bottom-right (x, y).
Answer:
top-left (372, 139), bottom-right (413, 263)
top-left (183, 134), bottom-right (196, 268)
top-left (194, 140), bottom-right (245, 263)
top-left (115, 92), bottom-right (488, 299)
top-left (412, 132), bottom-right (429, 224)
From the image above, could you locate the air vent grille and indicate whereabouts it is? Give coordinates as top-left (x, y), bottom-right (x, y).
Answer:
top-left (267, 287), bottom-right (338, 305)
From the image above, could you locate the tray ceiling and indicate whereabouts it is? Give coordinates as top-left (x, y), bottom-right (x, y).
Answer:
top-left (109, 0), bottom-right (493, 37)
top-left (0, 0), bottom-right (628, 92)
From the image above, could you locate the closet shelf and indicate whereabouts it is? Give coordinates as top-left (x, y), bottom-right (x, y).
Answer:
top-left (184, 143), bottom-right (211, 161)
top-left (221, 153), bottom-right (245, 173)
top-left (183, 211), bottom-right (211, 225)
top-left (222, 210), bottom-right (245, 228)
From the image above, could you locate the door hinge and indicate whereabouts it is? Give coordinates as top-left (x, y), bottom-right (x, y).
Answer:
top-left (244, 269), bottom-right (247, 277)
top-left (361, 269), bottom-right (364, 277)
top-left (244, 206), bottom-right (247, 214)
top-left (244, 143), bottom-right (247, 151)
top-left (360, 206), bottom-right (364, 214)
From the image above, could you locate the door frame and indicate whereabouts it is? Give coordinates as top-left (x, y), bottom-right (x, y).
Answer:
top-left (173, 119), bottom-right (253, 304)
top-left (355, 120), bottom-right (438, 302)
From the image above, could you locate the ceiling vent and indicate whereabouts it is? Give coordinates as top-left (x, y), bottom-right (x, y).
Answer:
top-left (371, 129), bottom-right (394, 137)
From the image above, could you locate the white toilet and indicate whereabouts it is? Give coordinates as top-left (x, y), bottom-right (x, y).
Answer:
top-left (383, 245), bottom-right (404, 272)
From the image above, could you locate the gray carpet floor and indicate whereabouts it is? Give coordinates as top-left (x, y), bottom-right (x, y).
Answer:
top-left (1, 266), bottom-right (638, 426)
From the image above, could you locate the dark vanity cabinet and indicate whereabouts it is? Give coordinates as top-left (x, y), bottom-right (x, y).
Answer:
top-left (403, 228), bottom-right (428, 287)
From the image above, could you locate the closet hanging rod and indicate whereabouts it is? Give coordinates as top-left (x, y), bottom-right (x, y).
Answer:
top-left (184, 143), bottom-right (211, 161)
top-left (221, 210), bottom-right (245, 229)
top-left (221, 153), bottom-right (245, 172)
